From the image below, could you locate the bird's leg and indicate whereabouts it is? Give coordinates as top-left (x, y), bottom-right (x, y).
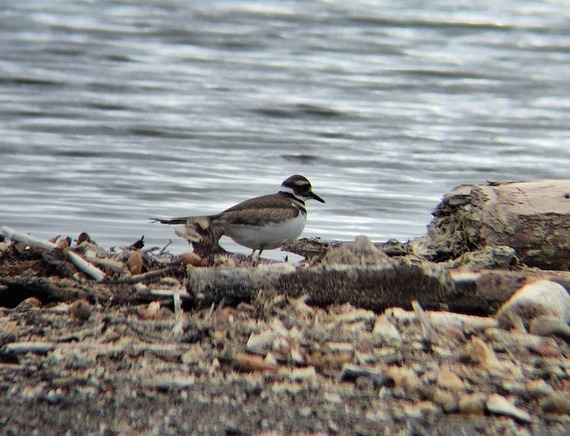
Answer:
top-left (251, 249), bottom-right (262, 266)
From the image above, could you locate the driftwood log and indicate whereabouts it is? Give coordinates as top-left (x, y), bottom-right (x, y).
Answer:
top-left (186, 255), bottom-right (570, 316)
top-left (415, 179), bottom-right (570, 269)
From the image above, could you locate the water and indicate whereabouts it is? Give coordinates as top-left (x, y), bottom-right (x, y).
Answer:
top-left (1, 0), bottom-right (569, 259)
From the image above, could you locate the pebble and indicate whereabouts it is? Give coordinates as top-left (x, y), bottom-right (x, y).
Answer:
top-left (270, 381), bottom-right (303, 395)
top-left (372, 315), bottom-right (402, 344)
top-left (384, 366), bottom-right (420, 391)
top-left (530, 316), bottom-right (570, 343)
top-left (327, 342), bottom-right (355, 353)
top-left (433, 388), bottom-right (458, 413)
top-left (69, 299), bottom-right (92, 321)
top-left (496, 280), bottom-right (570, 331)
top-left (464, 336), bottom-right (499, 369)
top-left (486, 393), bottom-right (531, 423)
top-left (404, 401), bottom-right (440, 424)
top-left (525, 379), bottom-right (554, 397)
top-left (323, 391), bottom-right (342, 404)
top-left (436, 367), bottom-right (464, 391)
top-left (458, 393), bottom-right (487, 415)
top-left (287, 366), bottom-right (316, 382)
top-left (246, 329), bottom-right (279, 355)
top-left (15, 297), bottom-right (41, 309)
top-left (336, 307), bottom-right (376, 324)
top-left (540, 394), bottom-right (570, 415)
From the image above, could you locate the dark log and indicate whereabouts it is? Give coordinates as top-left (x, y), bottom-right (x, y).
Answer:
top-left (186, 260), bottom-right (544, 316)
top-left (0, 276), bottom-right (113, 306)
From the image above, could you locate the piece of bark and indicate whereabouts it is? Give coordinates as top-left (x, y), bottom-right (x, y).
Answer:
top-left (415, 180), bottom-right (570, 269)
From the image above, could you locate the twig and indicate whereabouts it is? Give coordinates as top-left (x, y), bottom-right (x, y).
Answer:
top-left (82, 255), bottom-right (125, 273)
top-left (412, 300), bottom-right (437, 341)
top-left (150, 289), bottom-right (192, 300)
top-left (172, 286), bottom-right (184, 335)
top-left (103, 263), bottom-right (184, 285)
top-left (160, 239), bottom-right (173, 255)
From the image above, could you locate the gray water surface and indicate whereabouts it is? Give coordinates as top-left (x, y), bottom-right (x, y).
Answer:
top-left (2, 1), bottom-right (569, 258)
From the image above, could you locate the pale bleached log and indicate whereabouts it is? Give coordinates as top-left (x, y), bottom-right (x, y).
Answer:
top-left (67, 251), bottom-right (106, 281)
top-left (415, 180), bottom-right (570, 269)
top-left (0, 226), bottom-right (56, 250)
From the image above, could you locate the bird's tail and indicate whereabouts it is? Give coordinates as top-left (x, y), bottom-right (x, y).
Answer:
top-left (150, 217), bottom-right (190, 225)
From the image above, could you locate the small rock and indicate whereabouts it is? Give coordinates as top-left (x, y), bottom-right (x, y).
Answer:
top-left (338, 364), bottom-right (388, 388)
top-left (496, 280), bottom-right (570, 331)
top-left (500, 381), bottom-right (526, 395)
top-left (458, 393), bottom-right (487, 415)
top-left (540, 394), bottom-right (570, 415)
top-left (384, 366), bottom-right (420, 392)
top-left (139, 301), bottom-right (166, 320)
top-left (525, 379), bottom-right (554, 397)
top-left (436, 367), bottom-right (464, 391)
top-left (320, 235), bottom-right (391, 266)
top-left (486, 393), bottom-right (531, 423)
top-left (336, 306), bottom-right (376, 324)
top-left (15, 297), bottom-right (41, 310)
top-left (464, 336), bottom-right (499, 369)
top-left (404, 401), bottom-right (440, 424)
top-left (433, 388), bottom-right (458, 413)
top-left (323, 391), bottom-right (342, 404)
top-left (69, 299), bottom-right (92, 321)
top-left (372, 315), bottom-right (402, 345)
top-left (327, 342), bottom-right (355, 353)
top-left (530, 316), bottom-right (570, 343)
top-left (288, 366), bottom-right (316, 382)
top-left (246, 329), bottom-right (279, 356)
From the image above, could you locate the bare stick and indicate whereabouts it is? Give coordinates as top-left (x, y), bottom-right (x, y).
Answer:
top-left (105, 263), bottom-right (185, 285)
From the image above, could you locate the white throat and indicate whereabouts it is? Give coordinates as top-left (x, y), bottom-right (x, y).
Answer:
top-left (279, 186), bottom-right (303, 202)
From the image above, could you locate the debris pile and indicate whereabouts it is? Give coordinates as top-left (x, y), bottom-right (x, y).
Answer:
top-left (1, 223), bottom-right (569, 433)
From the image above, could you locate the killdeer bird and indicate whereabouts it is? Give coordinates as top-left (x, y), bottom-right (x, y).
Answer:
top-left (153, 175), bottom-right (324, 257)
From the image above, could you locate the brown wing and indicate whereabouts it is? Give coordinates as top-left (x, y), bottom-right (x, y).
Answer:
top-left (212, 194), bottom-right (301, 226)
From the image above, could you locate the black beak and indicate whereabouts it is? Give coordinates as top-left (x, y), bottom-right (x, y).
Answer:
top-left (310, 192), bottom-right (325, 203)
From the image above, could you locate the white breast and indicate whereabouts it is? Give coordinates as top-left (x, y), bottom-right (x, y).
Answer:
top-left (223, 212), bottom-right (307, 250)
